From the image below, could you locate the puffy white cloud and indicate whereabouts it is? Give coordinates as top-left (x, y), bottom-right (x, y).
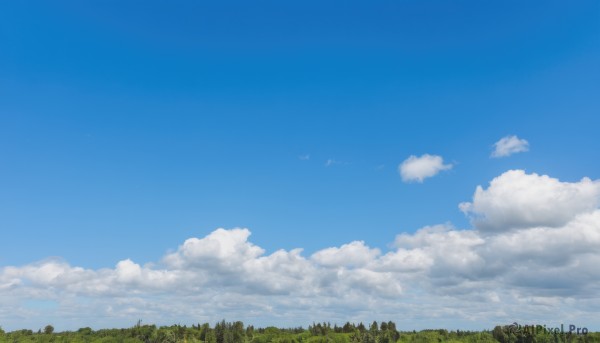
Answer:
top-left (399, 154), bottom-right (452, 183)
top-left (491, 135), bottom-right (529, 158)
top-left (115, 259), bottom-right (143, 283)
top-left (1, 170), bottom-right (599, 331)
top-left (459, 170), bottom-right (600, 232)
top-left (163, 228), bottom-right (265, 270)
top-left (311, 241), bottom-right (380, 268)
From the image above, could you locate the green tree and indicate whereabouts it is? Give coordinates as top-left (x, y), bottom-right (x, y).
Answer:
top-left (493, 326), bottom-right (507, 343)
top-left (342, 323), bottom-right (354, 334)
top-left (233, 321), bottom-right (245, 343)
top-left (200, 323), bottom-right (211, 341)
top-left (379, 322), bottom-right (387, 332)
top-left (369, 322), bottom-right (378, 334)
top-left (44, 325), bottom-right (54, 335)
top-left (246, 325), bottom-right (255, 340)
top-left (362, 332), bottom-right (376, 343)
top-left (206, 327), bottom-right (217, 343)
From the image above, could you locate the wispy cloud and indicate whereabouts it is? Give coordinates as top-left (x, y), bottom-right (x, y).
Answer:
top-left (491, 135), bottom-right (529, 158)
top-left (398, 154), bottom-right (452, 183)
top-left (325, 158), bottom-right (344, 167)
top-left (298, 154), bottom-right (310, 161)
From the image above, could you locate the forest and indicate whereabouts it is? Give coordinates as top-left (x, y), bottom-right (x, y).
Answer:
top-left (0, 320), bottom-right (598, 343)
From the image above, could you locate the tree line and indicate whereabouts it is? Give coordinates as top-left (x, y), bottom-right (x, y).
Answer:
top-left (0, 320), bottom-right (598, 343)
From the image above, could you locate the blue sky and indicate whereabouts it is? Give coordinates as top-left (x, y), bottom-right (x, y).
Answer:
top-left (1, 0), bottom-right (599, 332)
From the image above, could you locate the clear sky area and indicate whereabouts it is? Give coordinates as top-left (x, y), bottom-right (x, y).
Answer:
top-left (1, 0), bottom-right (599, 332)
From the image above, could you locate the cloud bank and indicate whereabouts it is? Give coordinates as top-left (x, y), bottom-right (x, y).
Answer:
top-left (1, 170), bottom-right (599, 331)
top-left (492, 135), bottom-right (529, 158)
top-left (398, 154), bottom-right (452, 183)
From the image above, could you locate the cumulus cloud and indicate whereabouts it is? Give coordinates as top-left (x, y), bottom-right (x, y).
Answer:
top-left (163, 228), bottom-right (265, 270)
top-left (311, 241), bottom-right (380, 268)
top-left (459, 170), bottom-right (600, 232)
top-left (1, 170), bottom-right (599, 331)
top-left (399, 154), bottom-right (452, 183)
top-left (491, 135), bottom-right (529, 158)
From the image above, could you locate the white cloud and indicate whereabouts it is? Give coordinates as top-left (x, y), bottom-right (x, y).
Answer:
top-left (398, 154), bottom-right (452, 183)
top-left (491, 135), bottom-right (529, 158)
top-left (1, 170), bottom-right (599, 331)
top-left (311, 241), bottom-right (380, 268)
top-left (459, 170), bottom-right (600, 232)
top-left (163, 228), bottom-right (265, 270)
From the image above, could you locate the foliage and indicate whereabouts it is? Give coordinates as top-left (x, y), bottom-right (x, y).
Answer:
top-left (44, 325), bottom-right (55, 335)
top-left (0, 321), bottom-right (598, 343)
